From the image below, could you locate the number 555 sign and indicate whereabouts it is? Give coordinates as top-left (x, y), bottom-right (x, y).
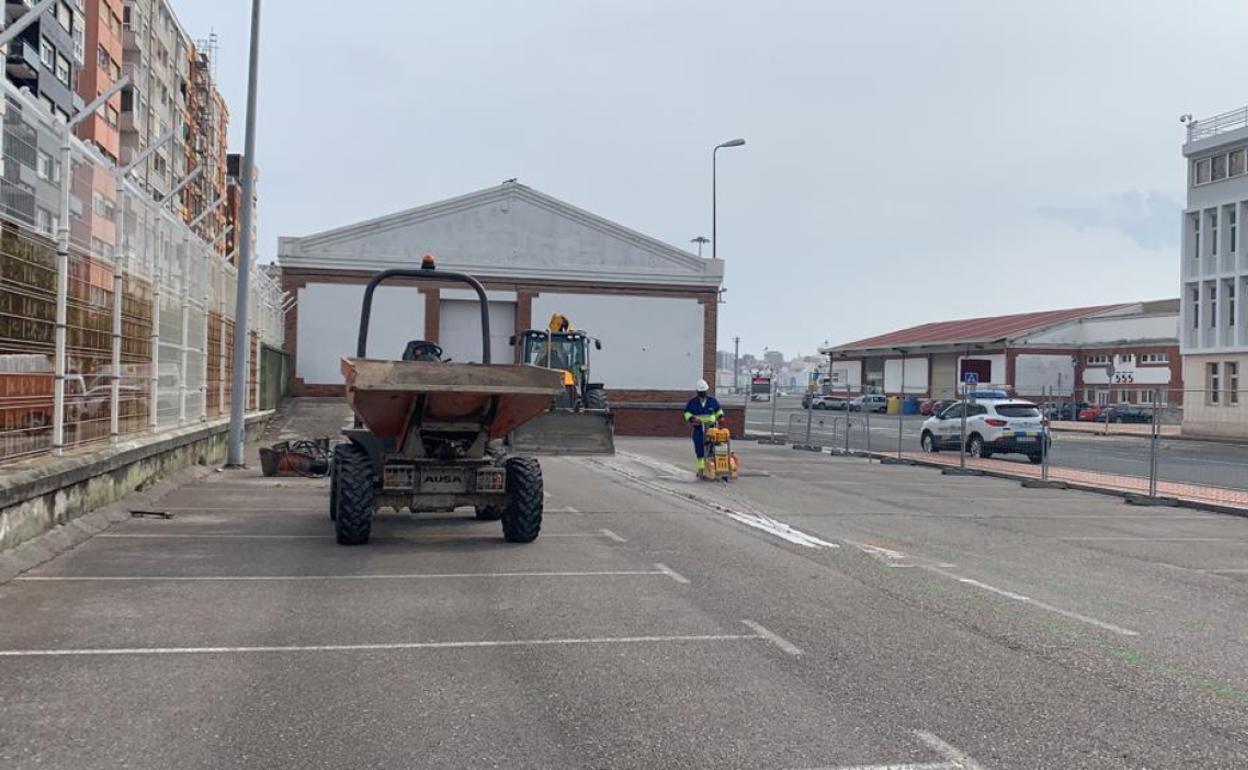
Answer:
top-left (1112, 372), bottom-right (1135, 384)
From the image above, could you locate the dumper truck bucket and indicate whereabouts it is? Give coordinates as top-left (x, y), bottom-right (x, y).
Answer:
top-left (507, 409), bottom-right (616, 455)
top-left (342, 358), bottom-right (566, 441)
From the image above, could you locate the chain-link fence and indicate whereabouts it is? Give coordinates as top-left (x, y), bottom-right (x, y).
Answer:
top-left (0, 80), bottom-right (283, 465)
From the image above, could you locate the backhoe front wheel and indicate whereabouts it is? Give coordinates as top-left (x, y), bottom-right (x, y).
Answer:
top-left (501, 457), bottom-right (543, 543)
top-left (585, 387), bottom-right (608, 411)
top-left (333, 443), bottom-right (375, 545)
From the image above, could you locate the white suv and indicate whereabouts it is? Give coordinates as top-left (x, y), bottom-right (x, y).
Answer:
top-left (919, 399), bottom-right (1050, 463)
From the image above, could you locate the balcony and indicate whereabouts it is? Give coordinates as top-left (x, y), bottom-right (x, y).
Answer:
top-left (5, 38), bottom-right (39, 83)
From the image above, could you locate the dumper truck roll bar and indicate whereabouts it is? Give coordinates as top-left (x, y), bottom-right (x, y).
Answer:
top-left (355, 258), bottom-right (491, 363)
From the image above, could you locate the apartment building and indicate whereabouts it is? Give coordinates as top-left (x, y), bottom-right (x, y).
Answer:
top-left (119, 0), bottom-right (189, 207)
top-left (2, 1), bottom-right (86, 234)
top-left (1180, 107), bottom-right (1248, 438)
top-left (224, 152), bottom-right (257, 265)
top-left (74, 0), bottom-right (124, 260)
top-left (184, 42), bottom-right (227, 251)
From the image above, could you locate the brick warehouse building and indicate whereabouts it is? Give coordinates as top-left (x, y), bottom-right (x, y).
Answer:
top-left (819, 300), bottom-right (1183, 406)
top-left (277, 181), bottom-right (740, 436)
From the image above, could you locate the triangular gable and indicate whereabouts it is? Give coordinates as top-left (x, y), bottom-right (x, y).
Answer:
top-left (278, 182), bottom-right (722, 287)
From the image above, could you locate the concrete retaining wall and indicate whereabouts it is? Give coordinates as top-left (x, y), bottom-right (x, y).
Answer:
top-left (0, 413), bottom-right (272, 552)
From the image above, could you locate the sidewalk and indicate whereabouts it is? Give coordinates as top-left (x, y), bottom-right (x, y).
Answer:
top-left (895, 451), bottom-right (1248, 512)
top-left (1049, 421), bottom-right (1181, 438)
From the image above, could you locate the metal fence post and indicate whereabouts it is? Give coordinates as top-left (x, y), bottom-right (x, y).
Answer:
top-left (51, 126), bottom-right (72, 452)
top-left (149, 230), bottom-right (161, 433)
top-left (110, 181), bottom-right (126, 439)
top-left (1148, 397), bottom-right (1160, 498)
top-left (768, 378), bottom-right (778, 442)
top-left (200, 255), bottom-right (211, 421)
top-left (897, 354), bottom-right (906, 460)
top-left (178, 239), bottom-right (190, 425)
top-left (864, 390), bottom-right (872, 458)
top-left (959, 385), bottom-right (967, 470)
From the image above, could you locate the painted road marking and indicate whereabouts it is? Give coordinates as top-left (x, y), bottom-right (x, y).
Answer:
top-left (95, 532), bottom-right (609, 542)
top-left (654, 563), bottom-right (691, 584)
top-left (583, 456), bottom-right (838, 550)
top-left (564, 506), bottom-right (582, 514)
top-left (850, 542), bottom-right (1140, 637)
top-left (599, 528), bottom-right (627, 543)
top-left (741, 619), bottom-right (803, 656)
top-left (926, 568), bottom-right (1139, 637)
top-left (14, 569), bottom-right (680, 583)
top-left (1057, 536), bottom-right (1233, 542)
top-left (0, 631), bottom-right (764, 658)
top-left (792, 729), bottom-right (986, 770)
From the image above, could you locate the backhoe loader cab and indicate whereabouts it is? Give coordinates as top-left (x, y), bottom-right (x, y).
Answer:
top-left (516, 329), bottom-right (605, 410)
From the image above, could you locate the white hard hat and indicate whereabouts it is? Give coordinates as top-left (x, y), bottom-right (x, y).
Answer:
top-left (696, 379), bottom-right (710, 392)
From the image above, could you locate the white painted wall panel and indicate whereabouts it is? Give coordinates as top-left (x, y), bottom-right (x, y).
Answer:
top-left (829, 360), bottom-right (862, 390)
top-left (883, 357), bottom-right (929, 394)
top-left (438, 300), bottom-right (515, 364)
top-left (297, 283), bottom-right (425, 384)
top-left (1015, 354), bottom-right (1076, 396)
top-left (531, 293), bottom-right (703, 390)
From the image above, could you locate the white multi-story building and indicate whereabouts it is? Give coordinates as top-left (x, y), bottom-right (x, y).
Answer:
top-left (1181, 107), bottom-right (1248, 438)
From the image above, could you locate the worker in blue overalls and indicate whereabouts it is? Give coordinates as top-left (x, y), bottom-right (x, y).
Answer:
top-left (684, 379), bottom-right (724, 477)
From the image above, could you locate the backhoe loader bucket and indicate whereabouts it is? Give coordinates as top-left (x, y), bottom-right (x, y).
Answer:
top-left (508, 409), bottom-right (616, 455)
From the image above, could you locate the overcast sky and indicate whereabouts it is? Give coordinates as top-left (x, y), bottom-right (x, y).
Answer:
top-left (179, 1), bottom-right (1248, 358)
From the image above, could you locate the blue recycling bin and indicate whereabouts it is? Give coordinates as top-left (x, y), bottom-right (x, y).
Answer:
top-left (902, 396), bottom-right (920, 415)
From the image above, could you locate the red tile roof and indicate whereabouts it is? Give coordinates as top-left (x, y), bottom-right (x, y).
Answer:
top-left (827, 304), bottom-right (1132, 352)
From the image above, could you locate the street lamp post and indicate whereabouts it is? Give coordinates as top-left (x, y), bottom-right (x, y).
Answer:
top-left (711, 138), bottom-right (745, 260)
top-left (227, 0), bottom-right (262, 466)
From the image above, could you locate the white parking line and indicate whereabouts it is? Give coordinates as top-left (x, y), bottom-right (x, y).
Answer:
top-left (791, 730), bottom-right (985, 770)
top-left (14, 569), bottom-right (677, 583)
top-left (741, 619), bottom-right (803, 656)
top-left (0, 631), bottom-right (764, 658)
top-left (599, 528), bottom-right (627, 543)
top-left (914, 730), bottom-right (987, 770)
top-left (1057, 536), bottom-right (1231, 542)
top-left (564, 506), bottom-right (582, 514)
top-left (936, 571), bottom-right (1140, 637)
top-left (654, 563), bottom-right (691, 584)
top-left (95, 533), bottom-right (607, 542)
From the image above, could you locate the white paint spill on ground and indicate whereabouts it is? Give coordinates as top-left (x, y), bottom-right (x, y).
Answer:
top-left (599, 528), bottom-right (627, 543)
top-left (580, 454), bottom-right (838, 550)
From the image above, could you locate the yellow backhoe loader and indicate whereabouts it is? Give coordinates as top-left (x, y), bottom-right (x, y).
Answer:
top-left (507, 313), bottom-right (615, 455)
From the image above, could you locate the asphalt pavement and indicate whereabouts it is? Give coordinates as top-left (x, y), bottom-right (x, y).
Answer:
top-left (747, 396), bottom-right (1248, 492)
top-left (3, 419), bottom-right (1248, 767)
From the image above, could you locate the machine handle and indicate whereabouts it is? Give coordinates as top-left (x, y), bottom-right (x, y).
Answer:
top-left (356, 264), bottom-right (492, 364)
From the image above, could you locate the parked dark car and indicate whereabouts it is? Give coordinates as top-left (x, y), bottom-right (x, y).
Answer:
top-left (1044, 401), bottom-right (1089, 421)
top-left (1104, 405), bottom-right (1154, 424)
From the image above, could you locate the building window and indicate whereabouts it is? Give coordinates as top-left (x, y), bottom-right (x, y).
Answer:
top-left (1210, 285), bottom-right (1218, 328)
top-left (1209, 363), bottom-right (1220, 405)
top-left (108, 11), bottom-right (122, 38)
top-left (1232, 206), bottom-right (1240, 253)
top-left (1192, 286), bottom-right (1201, 329)
top-left (1233, 149), bottom-right (1247, 177)
top-left (1118, 353), bottom-right (1134, 365)
top-left (1192, 213), bottom-right (1201, 259)
top-left (105, 104), bottom-right (118, 127)
top-left (37, 151), bottom-right (53, 181)
top-left (1229, 362), bottom-right (1240, 405)
top-left (56, 2), bottom-right (72, 32)
top-left (1231, 281), bottom-right (1238, 328)
top-left (1213, 154), bottom-right (1228, 181)
top-left (55, 53), bottom-right (71, 87)
top-left (98, 45), bottom-right (110, 72)
top-left (1117, 389), bottom-right (1131, 403)
top-left (1086, 355), bottom-right (1109, 365)
top-left (1210, 210), bottom-right (1219, 256)
top-left (1140, 353), bottom-right (1170, 364)
top-left (1096, 390), bottom-right (1109, 406)
top-left (40, 37), bottom-right (55, 69)
top-left (1195, 158), bottom-right (1212, 185)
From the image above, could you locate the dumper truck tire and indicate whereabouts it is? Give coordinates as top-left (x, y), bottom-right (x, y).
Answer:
top-left (333, 443), bottom-right (375, 545)
top-left (585, 387), bottom-right (608, 411)
top-left (501, 457), bottom-right (542, 543)
top-left (475, 505), bottom-right (503, 521)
